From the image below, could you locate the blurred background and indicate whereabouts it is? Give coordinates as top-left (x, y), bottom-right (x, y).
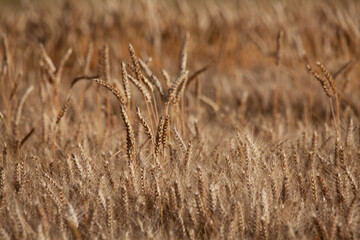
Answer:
top-left (1, 0), bottom-right (359, 124)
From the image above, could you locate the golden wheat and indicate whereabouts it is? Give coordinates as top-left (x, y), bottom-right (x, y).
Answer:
top-left (0, 1), bottom-right (359, 240)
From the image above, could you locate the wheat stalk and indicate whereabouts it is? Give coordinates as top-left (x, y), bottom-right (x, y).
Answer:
top-left (56, 96), bottom-right (72, 124)
top-left (136, 106), bottom-right (154, 142)
top-left (179, 32), bottom-right (189, 75)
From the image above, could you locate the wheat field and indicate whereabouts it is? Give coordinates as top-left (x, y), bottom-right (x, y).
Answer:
top-left (0, 0), bottom-right (360, 239)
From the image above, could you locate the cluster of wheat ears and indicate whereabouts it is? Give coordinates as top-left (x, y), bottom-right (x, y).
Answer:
top-left (0, 0), bottom-right (360, 239)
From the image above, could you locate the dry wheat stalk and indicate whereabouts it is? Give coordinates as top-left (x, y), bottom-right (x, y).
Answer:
top-left (310, 174), bottom-right (318, 202)
top-left (186, 65), bottom-right (209, 87)
top-left (194, 192), bottom-right (205, 222)
top-left (139, 167), bottom-right (146, 196)
top-left (56, 96), bottom-right (72, 124)
top-left (136, 107), bottom-right (153, 142)
top-left (121, 61), bottom-right (131, 104)
top-left (120, 186), bottom-right (128, 226)
top-left (183, 141), bottom-right (192, 172)
top-left (1, 35), bottom-right (10, 75)
top-left (173, 126), bottom-right (186, 154)
top-left (275, 30), bottom-right (283, 66)
top-left (39, 44), bottom-right (57, 84)
top-left (345, 168), bottom-right (358, 196)
top-left (174, 181), bottom-right (183, 210)
top-left (120, 105), bottom-right (135, 163)
top-left (36, 202), bottom-right (50, 240)
top-left (83, 42), bottom-right (94, 75)
top-left (298, 173), bottom-right (306, 200)
top-left (42, 172), bottom-right (66, 206)
top-left (66, 219), bottom-right (81, 240)
top-left (127, 74), bottom-right (151, 102)
top-left (208, 183), bottom-right (217, 215)
top-left (154, 116), bottom-right (165, 159)
top-left (19, 127), bottom-right (35, 148)
top-left (71, 154), bottom-right (85, 180)
top-left (106, 197), bottom-right (114, 239)
top-left (346, 118), bottom-right (354, 148)
top-left (161, 69), bottom-right (172, 89)
top-left (104, 45), bottom-right (110, 82)
top-left (338, 146), bottom-right (345, 166)
top-left (72, 76), bottom-right (126, 105)
top-left (97, 45), bottom-right (110, 82)
top-left (39, 44), bottom-right (56, 73)
top-left (0, 167), bottom-right (4, 193)
top-left (162, 115), bottom-right (169, 148)
top-left (168, 71), bottom-right (188, 103)
top-left (141, 75), bottom-right (154, 94)
top-left (14, 86), bottom-right (34, 137)
top-left (104, 160), bottom-right (115, 188)
top-left (199, 95), bottom-right (219, 112)
top-left (128, 44), bottom-right (154, 94)
top-left (176, 74), bottom-right (190, 104)
top-left (336, 172), bottom-right (344, 202)
top-left (306, 64), bottom-right (332, 98)
top-left (316, 174), bottom-right (330, 201)
top-left (139, 59), bottom-right (166, 100)
top-left (316, 62), bottom-right (337, 95)
top-left (313, 215), bottom-right (327, 240)
top-left (197, 167), bottom-right (205, 202)
top-left (179, 32), bottom-right (189, 75)
top-left (55, 48), bottom-right (72, 82)
top-left (128, 44), bottom-right (143, 81)
top-left (0, 112), bottom-right (9, 134)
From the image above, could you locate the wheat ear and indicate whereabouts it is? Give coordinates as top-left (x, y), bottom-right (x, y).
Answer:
top-left (121, 61), bottom-right (131, 104)
top-left (179, 32), bottom-right (189, 75)
top-left (39, 44), bottom-right (56, 84)
top-left (127, 74), bottom-right (151, 103)
top-left (168, 71), bottom-right (188, 104)
top-left (71, 76), bottom-right (125, 105)
top-left (14, 86), bottom-right (34, 138)
top-left (55, 48), bottom-right (72, 83)
top-left (120, 105), bottom-right (135, 165)
top-left (56, 96), bottom-right (72, 124)
top-left (136, 107), bottom-right (154, 142)
top-left (83, 42), bottom-right (94, 75)
top-left (306, 64), bottom-right (332, 97)
top-left (139, 58), bottom-right (166, 100)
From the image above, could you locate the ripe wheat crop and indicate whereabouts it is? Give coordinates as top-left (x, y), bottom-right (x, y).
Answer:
top-left (0, 0), bottom-right (360, 239)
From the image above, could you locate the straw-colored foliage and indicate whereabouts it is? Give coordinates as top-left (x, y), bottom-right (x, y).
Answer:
top-left (0, 0), bottom-right (360, 239)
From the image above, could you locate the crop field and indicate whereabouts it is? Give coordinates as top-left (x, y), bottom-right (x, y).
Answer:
top-left (0, 0), bottom-right (360, 239)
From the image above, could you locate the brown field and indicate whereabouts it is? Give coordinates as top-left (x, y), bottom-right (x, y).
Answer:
top-left (0, 0), bottom-right (360, 239)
